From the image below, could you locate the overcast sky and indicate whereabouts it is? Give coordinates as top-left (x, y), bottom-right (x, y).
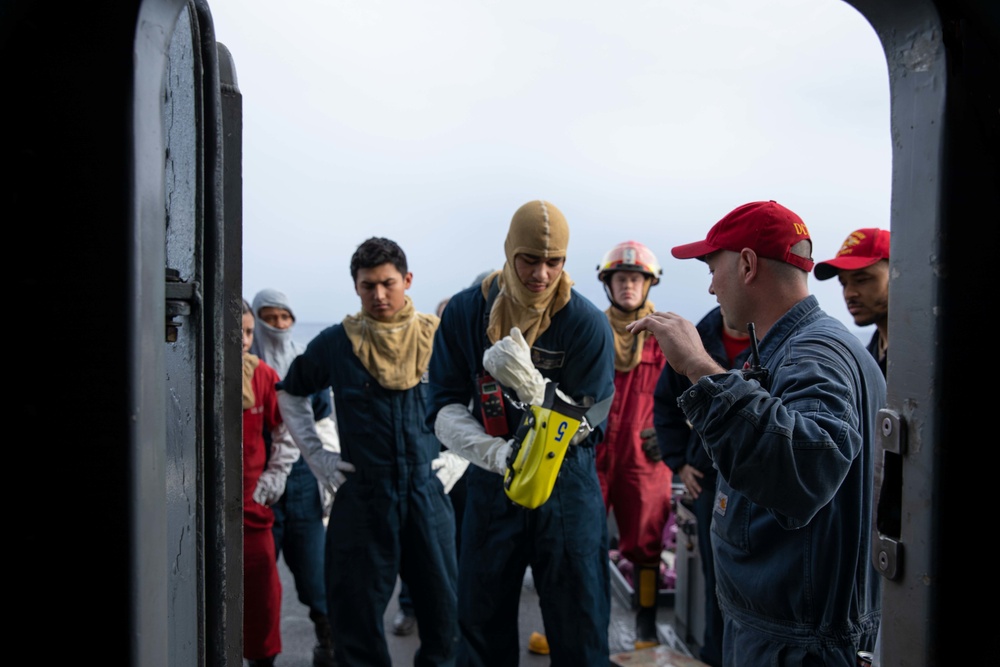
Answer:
top-left (210, 0), bottom-right (891, 343)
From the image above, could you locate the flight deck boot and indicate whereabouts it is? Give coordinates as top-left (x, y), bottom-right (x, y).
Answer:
top-left (310, 609), bottom-right (337, 667)
top-left (527, 632), bottom-right (550, 655)
top-left (634, 564), bottom-right (660, 650)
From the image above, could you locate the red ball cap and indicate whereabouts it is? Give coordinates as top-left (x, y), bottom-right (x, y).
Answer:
top-left (813, 228), bottom-right (891, 281)
top-left (671, 200), bottom-right (814, 272)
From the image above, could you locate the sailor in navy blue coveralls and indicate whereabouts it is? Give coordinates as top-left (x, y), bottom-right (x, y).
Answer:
top-left (427, 200), bottom-right (615, 667)
top-left (278, 239), bottom-right (458, 667)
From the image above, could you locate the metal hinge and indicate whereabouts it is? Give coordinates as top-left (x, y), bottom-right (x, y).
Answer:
top-left (873, 408), bottom-right (906, 581)
top-left (165, 267), bottom-right (201, 342)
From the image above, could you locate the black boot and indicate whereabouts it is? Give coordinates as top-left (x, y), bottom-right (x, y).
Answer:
top-left (634, 564), bottom-right (660, 650)
top-left (248, 657), bottom-right (276, 667)
top-left (635, 605), bottom-right (659, 650)
top-left (310, 609), bottom-right (337, 667)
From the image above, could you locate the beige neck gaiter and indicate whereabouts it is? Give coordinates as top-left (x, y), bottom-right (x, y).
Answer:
top-left (242, 353), bottom-right (260, 410)
top-left (342, 296), bottom-right (439, 390)
top-left (605, 300), bottom-right (655, 372)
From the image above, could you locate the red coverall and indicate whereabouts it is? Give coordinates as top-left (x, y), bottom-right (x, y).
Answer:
top-left (242, 360), bottom-right (284, 661)
top-left (596, 335), bottom-right (672, 567)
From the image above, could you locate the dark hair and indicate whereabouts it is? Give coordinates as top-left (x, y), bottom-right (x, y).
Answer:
top-left (241, 298), bottom-right (252, 315)
top-left (350, 237), bottom-right (408, 281)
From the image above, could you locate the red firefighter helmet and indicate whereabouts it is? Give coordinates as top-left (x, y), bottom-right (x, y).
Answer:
top-left (597, 241), bottom-right (662, 286)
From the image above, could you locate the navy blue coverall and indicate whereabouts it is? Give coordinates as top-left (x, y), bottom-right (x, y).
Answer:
top-left (653, 306), bottom-right (748, 667)
top-left (426, 282), bottom-right (615, 667)
top-left (281, 324), bottom-right (459, 667)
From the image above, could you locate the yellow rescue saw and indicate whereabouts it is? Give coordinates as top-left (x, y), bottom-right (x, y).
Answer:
top-left (503, 382), bottom-right (612, 509)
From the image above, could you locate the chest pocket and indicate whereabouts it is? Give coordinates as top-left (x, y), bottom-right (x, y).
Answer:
top-left (336, 383), bottom-right (375, 436)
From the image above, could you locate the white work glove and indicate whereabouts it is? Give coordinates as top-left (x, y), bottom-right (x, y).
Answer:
top-left (314, 414), bottom-right (340, 515)
top-left (483, 327), bottom-right (547, 405)
top-left (316, 413), bottom-right (341, 454)
top-left (479, 439), bottom-right (514, 476)
top-left (432, 450), bottom-right (471, 493)
top-left (278, 390), bottom-right (355, 495)
top-left (319, 482), bottom-right (334, 518)
top-left (252, 470), bottom-right (287, 507)
top-left (252, 423), bottom-right (300, 506)
top-left (434, 403), bottom-right (514, 475)
top-left (325, 452), bottom-right (356, 493)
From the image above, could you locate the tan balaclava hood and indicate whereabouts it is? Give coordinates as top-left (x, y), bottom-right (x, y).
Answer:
top-left (483, 200), bottom-right (574, 346)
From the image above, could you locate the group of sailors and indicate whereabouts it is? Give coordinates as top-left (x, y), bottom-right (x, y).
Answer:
top-left (240, 198), bottom-right (891, 667)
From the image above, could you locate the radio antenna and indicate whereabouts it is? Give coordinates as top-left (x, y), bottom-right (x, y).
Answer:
top-left (742, 322), bottom-right (770, 389)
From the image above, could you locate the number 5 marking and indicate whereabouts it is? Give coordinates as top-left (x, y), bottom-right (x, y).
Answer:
top-left (554, 421), bottom-right (569, 442)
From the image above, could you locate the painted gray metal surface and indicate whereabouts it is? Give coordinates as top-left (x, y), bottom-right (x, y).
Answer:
top-left (847, 1), bottom-right (997, 664)
top-left (208, 3), bottom-right (247, 661)
top-left (164, 7), bottom-right (202, 667)
top-left (133, 1), bottom-right (188, 666)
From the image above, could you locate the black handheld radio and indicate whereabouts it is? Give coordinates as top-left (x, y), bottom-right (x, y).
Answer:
top-left (741, 322), bottom-right (770, 390)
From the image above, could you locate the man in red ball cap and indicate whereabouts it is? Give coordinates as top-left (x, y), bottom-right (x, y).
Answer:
top-left (628, 200), bottom-right (884, 666)
top-left (814, 228), bottom-right (891, 376)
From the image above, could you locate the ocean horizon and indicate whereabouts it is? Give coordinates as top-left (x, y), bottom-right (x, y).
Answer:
top-left (293, 322), bottom-right (334, 348)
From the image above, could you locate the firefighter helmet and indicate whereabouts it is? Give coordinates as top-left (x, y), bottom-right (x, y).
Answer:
top-left (597, 241), bottom-right (662, 285)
